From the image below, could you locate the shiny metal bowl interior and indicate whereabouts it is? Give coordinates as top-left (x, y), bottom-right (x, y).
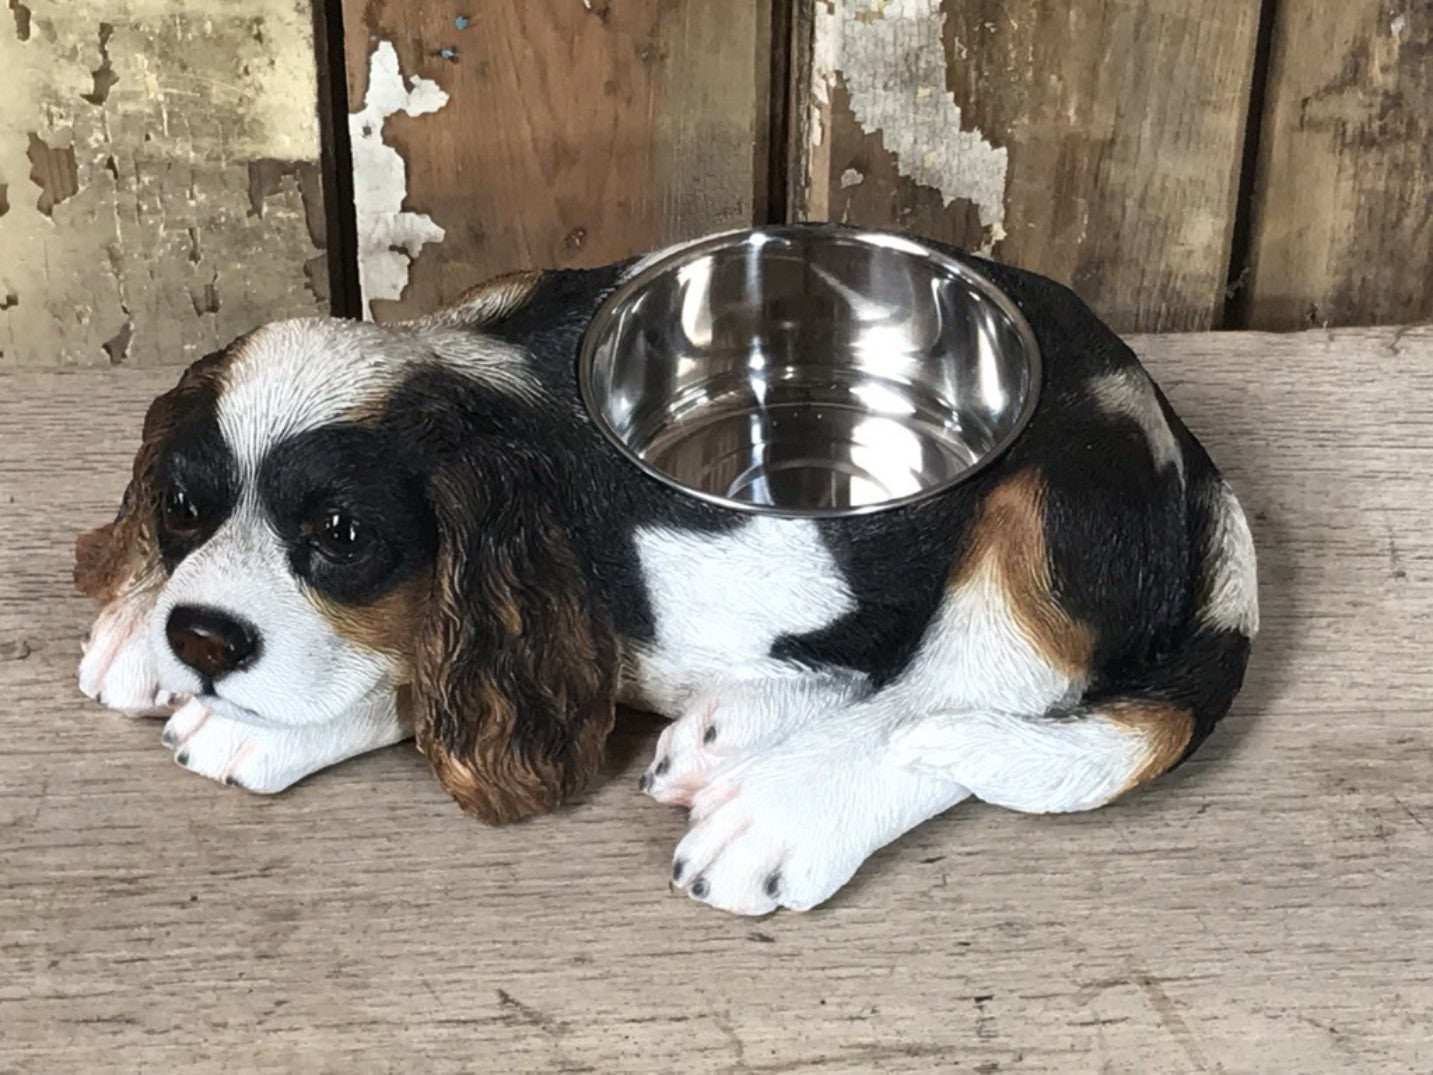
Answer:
top-left (579, 227), bottom-right (1041, 516)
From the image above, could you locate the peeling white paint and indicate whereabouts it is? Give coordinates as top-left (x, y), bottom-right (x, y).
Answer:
top-left (813, 0), bottom-right (1009, 250)
top-left (0, 0), bottom-right (326, 367)
top-left (839, 167), bottom-right (864, 189)
top-left (349, 41), bottom-right (448, 319)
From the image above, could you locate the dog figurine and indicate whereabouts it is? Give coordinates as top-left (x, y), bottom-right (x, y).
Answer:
top-left (75, 233), bottom-right (1257, 916)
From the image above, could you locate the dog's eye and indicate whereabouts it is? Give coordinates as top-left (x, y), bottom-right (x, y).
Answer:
top-left (162, 486), bottom-right (201, 533)
top-left (310, 509), bottom-right (371, 564)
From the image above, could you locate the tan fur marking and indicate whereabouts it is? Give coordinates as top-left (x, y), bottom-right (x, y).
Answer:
top-left (444, 269), bottom-right (542, 324)
top-left (1106, 701), bottom-right (1195, 794)
top-left (952, 469), bottom-right (1094, 679)
top-left (422, 676), bottom-right (613, 824)
top-left (75, 511), bottom-right (150, 603)
top-left (310, 571), bottom-right (434, 682)
top-left (74, 343), bottom-right (240, 603)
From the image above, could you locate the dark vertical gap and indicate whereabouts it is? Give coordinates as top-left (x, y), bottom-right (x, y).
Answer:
top-left (764, 0), bottom-right (796, 224)
top-left (312, 0), bottom-right (361, 319)
top-left (1221, 0), bottom-right (1280, 329)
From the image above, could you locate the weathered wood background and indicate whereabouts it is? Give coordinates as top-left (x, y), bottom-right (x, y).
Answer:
top-left (0, 0), bottom-right (329, 368)
top-left (792, 0), bottom-right (1261, 333)
top-left (339, 0), bottom-right (772, 321)
top-left (1243, 0), bottom-right (1433, 330)
top-left (3, 0), bottom-right (1430, 347)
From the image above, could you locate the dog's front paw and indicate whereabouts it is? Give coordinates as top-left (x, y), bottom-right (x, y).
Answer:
top-left (640, 673), bottom-right (864, 807)
top-left (79, 600), bottom-right (179, 717)
top-left (162, 701), bottom-right (306, 793)
top-left (160, 691), bottom-right (410, 794)
top-left (668, 737), bottom-right (874, 916)
top-left (666, 711), bottom-right (967, 916)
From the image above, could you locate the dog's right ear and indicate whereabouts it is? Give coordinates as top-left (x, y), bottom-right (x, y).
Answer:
top-left (74, 346), bottom-right (232, 603)
top-left (413, 269), bottom-right (543, 331)
top-left (407, 444), bottom-right (618, 824)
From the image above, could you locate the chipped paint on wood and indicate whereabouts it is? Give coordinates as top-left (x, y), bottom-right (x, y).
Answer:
top-left (794, 0), bottom-right (1261, 332)
top-left (0, 0), bottom-right (325, 368)
top-left (340, 2), bottom-right (769, 322)
top-left (347, 40), bottom-right (448, 320)
top-left (812, 0), bottom-right (1008, 249)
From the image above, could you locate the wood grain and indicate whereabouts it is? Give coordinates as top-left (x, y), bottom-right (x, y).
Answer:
top-left (792, 0), bottom-right (1261, 333)
top-left (341, 0), bottom-right (771, 321)
top-left (4, 328), bottom-right (1433, 1072)
top-left (1242, 0), bottom-right (1432, 329)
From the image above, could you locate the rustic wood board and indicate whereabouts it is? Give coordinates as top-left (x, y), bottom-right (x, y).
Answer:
top-left (1242, 1), bottom-right (1432, 330)
top-left (0, 0), bottom-right (328, 368)
top-left (791, 0), bottom-right (1261, 333)
top-left (340, 0), bottom-right (772, 321)
top-left (3, 327), bottom-right (1432, 1072)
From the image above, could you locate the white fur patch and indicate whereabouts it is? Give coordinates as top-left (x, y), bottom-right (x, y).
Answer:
top-left (164, 688), bottom-right (407, 793)
top-left (1201, 481), bottom-right (1259, 636)
top-left (1090, 368), bottom-right (1184, 479)
top-left (891, 708), bottom-right (1147, 814)
top-left (147, 508), bottom-right (390, 728)
top-left (79, 591), bottom-right (174, 716)
top-left (628, 518), bottom-right (856, 711)
top-left (219, 319), bottom-right (541, 483)
top-left (895, 561), bottom-right (1081, 715)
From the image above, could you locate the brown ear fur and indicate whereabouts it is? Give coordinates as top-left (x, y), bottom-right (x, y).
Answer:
top-left (410, 464), bottom-right (617, 823)
top-left (74, 346), bottom-right (235, 603)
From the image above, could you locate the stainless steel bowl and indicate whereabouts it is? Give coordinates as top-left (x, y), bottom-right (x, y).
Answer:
top-left (579, 226), bottom-right (1041, 516)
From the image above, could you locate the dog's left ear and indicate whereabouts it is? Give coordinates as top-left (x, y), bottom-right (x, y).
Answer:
top-left (409, 447), bottom-right (618, 823)
top-left (75, 346), bottom-right (231, 602)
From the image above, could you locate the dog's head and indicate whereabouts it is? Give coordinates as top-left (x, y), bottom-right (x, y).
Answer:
top-left (75, 279), bottom-right (616, 821)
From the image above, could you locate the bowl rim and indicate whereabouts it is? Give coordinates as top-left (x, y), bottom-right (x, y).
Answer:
top-left (576, 224), bottom-right (1044, 518)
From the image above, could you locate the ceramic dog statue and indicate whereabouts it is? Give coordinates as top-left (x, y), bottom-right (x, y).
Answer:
top-left (75, 233), bottom-right (1257, 916)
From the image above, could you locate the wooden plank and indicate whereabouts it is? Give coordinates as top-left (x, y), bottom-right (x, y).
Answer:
top-left (341, 0), bottom-right (771, 321)
top-left (1242, 1), bottom-right (1432, 329)
top-left (792, 0), bottom-right (1261, 332)
top-left (0, 0), bottom-right (328, 368)
top-left (3, 327), bottom-right (1433, 1072)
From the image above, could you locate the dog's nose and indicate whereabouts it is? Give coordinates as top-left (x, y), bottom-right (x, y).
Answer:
top-left (165, 605), bottom-right (261, 681)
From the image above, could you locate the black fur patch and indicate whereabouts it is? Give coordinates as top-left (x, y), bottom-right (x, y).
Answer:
top-left (154, 370), bottom-right (237, 572)
top-left (258, 424), bottom-right (437, 607)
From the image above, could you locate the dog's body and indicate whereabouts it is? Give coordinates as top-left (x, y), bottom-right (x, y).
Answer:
top-left (76, 238), bottom-right (1256, 915)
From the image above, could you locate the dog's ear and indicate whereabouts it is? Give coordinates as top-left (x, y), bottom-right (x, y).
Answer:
top-left (74, 347), bottom-right (231, 602)
top-left (413, 269), bottom-right (543, 330)
top-left (409, 447), bottom-right (617, 823)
